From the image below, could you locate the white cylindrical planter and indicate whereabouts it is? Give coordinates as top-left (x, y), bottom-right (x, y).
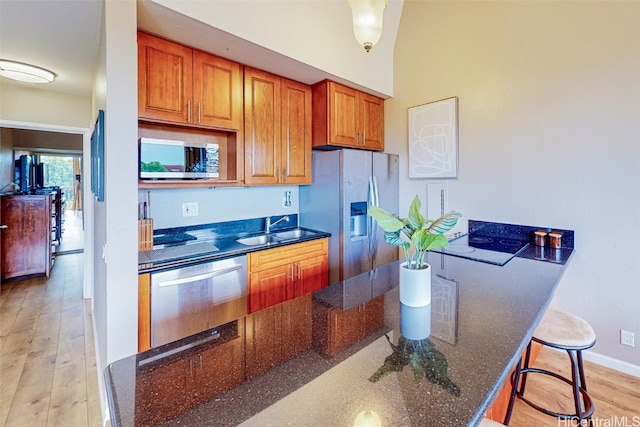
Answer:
top-left (399, 262), bottom-right (431, 307)
top-left (400, 303), bottom-right (431, 340)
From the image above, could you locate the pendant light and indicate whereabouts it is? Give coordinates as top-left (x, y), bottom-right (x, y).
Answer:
top-left (0, 59), bottom-right (56, 84)
top-left (348, 0), bottom-right (388, 52)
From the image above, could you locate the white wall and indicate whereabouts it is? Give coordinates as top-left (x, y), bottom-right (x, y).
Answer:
top-left (387, 1), bottom-right (640, 370)
top-left (0, 83), bottom-right (91, 128)
top-left (91, 1), bottom-right (139, 419)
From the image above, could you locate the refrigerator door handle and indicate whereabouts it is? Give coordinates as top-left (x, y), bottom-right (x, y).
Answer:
top-left (371, 176), bottom-right (380, 260)
top-left (368, 176), bottom-right (376, 258)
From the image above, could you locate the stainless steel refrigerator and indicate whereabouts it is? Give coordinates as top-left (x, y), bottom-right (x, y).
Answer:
top-left (300, 149), bottom-right (399, 285)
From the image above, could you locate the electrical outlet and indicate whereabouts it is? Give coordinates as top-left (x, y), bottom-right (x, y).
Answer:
top-left (621, 329), bottom-right (635, 347)
top-left (182, 202), bottom-right (199, 217)
top-left (283, 190), bottom-right (292, 207)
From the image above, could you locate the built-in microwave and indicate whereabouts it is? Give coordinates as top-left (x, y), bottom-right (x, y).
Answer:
top-left (139, 137), bottom-right (219, 179)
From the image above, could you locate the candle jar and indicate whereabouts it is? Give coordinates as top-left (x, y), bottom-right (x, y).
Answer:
top-left (549, 232), bottom-right (563, 249)
top-left (534, 230), bottom-right (548, 247)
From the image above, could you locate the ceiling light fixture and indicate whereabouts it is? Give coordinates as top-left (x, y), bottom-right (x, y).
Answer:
top-left (0, 59), bottom-right (56, 84)
top-left (348, 0), bottom-right (388, 53)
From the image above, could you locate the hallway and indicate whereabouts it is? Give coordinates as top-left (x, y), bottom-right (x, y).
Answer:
top-left (0, 252), bottom-right (101, 426)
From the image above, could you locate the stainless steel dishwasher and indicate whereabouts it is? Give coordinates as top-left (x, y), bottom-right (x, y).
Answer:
top-left (150, 255), bottom-right (247, 348)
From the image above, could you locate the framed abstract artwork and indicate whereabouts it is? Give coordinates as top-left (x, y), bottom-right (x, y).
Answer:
top-left (408, 97), bottom-right (458, 179)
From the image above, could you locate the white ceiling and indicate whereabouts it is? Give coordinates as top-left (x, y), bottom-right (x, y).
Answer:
top-left (0, 0), bottom-right (103, 98)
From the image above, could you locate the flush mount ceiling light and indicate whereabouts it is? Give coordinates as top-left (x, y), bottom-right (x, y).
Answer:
top-left (348, 0), bottom-right (388, 53)
top-left (0, 59), bottom-right (56, 84)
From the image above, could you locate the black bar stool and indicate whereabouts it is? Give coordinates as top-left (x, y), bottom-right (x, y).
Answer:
top-left (504, 308), bottom-right (596, 426)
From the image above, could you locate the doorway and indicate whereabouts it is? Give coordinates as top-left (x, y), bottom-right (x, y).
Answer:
top-left (39, 154), bottom-right (84, 254)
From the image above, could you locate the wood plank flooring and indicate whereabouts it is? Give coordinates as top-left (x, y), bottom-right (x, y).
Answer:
top-left (0, 253), bottom-right (101, 427)
top-left (1, 245), bottom-right (638, 426)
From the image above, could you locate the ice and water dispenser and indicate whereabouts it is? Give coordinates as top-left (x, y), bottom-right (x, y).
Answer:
top-left (350, 201), bottom-right (368, 239)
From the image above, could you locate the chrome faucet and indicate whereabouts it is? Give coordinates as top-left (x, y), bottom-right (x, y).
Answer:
top-left (265, 215), bottom-right (289, 234)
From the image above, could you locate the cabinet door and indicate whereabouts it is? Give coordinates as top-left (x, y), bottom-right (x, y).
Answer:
top-left (1, 196), bottom-right (51, 280)
top-left (360, 93), bottom-right (384, 150)
top-left (281, 78), bottom-right (312, 184)
top-left (329, 82), bottom-right (360, 148)
top-left (294, 255), bottom-right (329, 298)
top-left (138, 273), bottom-right (151, 352)
top-left (193, 50), bottom-right (242, 130)
top-left (248, 264), bottom-right (293, 313)
top-left (138, 31), bottom-right (193, 124)
top-left (244, 67), bottom-right (282, 185)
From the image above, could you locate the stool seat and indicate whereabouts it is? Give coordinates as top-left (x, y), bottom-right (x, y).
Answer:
top-left (534, 308), bottom-right (596, 349)
top-left (479, 418), bottom-right (506, 427)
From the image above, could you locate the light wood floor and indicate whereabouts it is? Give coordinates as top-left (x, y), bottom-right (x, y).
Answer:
top-left (1, 250), bottom-right (638, 426)
top-left (0, 253), bottom-right (101, 427)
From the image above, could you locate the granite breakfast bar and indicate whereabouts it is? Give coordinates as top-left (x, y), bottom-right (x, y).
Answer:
top-left (105, 241), bottom-right (574, 427)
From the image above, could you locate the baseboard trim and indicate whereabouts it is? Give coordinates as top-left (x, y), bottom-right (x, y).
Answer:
top-left (583, 350), bottom-right (640, 378)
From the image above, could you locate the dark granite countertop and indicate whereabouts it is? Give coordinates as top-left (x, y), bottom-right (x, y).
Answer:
top-left (107, 247), bottom-right (574, 426)
top-left (138, 214), bottom-right (331, 273)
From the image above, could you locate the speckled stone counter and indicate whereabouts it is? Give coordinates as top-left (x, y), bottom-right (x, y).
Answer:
top-left (106, 249), bottom-right (573, 427)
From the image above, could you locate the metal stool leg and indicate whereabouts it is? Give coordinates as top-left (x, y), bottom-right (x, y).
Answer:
top-left (568, 349), bottom-right (585, 423)
top-left (517, 341), bottom-right (533, 397)
top-left (503, 356), bottom-right (522, 425)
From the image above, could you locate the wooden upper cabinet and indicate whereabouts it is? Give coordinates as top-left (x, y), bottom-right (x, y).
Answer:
top-left (193, 51), bottom-right (242, 130)
top-left (138, 31), bottom-right (193, 124)
top-left (281, 78), bottom-right (312, 185)
top-left (137, 31), bottom-right (242, 131)
top-left (312, 80), bottom-right (385, 151)
top-left (360, 92), bottom-right (385, 150)
top-left (244, 68), bottom-right (312, 185)
top-left (244, 68), bottom-right (282, 185)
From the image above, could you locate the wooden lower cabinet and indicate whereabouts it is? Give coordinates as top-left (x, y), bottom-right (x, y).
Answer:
top-left (138, 273), bottom-right (151, 352)
top-left (312, 295), bottom-right (385, 357)
top-left (135, 319), bottom-right (245, 425)
top-left (1, 194), bottom-right (53, 280)
top-left (247, 238), bottom-right (329, 313)
top-left (245, 294), bottom-right (312, 379)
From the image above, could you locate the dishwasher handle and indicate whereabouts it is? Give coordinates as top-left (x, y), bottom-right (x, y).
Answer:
top-left (158, 264), bottom-right (243, 288)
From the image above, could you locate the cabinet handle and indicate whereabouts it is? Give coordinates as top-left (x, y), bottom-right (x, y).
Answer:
top-left (198, 102), bottom-right (202, 124)
top-left (362, 131), bottom-right (366, 146)
top-left (290, 264), bottom-right (295, 282)
top-left (188, 358), bottom-right (193, 375)
top-left (187, 100), bottom-right (192, 123)
top-left (0, 225), bottom-right (7, 229)
top-left (198, 354), bottom-right (203, 370)
top-left (297, 263), bottom-right (301, 280)
top-left (277, 167), bottom-right (281, 184)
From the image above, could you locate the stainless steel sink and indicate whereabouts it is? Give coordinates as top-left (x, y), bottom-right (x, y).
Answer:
top-left (273, 229), bottom-right (317, 240)
top-left (236, 235), bottom-right (279, 246)
top-left (236, 229), bottom-right (318, 245)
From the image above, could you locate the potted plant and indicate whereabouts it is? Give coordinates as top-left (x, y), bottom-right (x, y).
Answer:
top-left (368, 195), bottom-right (461, 306)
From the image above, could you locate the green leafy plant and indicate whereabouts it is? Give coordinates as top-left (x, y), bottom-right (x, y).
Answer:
top-left (368, 195), bottom-right (461, 270)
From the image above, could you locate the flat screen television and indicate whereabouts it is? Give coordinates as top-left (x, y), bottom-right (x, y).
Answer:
top-left (35, 162), bottom-right (49, 188)
top-left (14, 154), bottom-right (33, 194)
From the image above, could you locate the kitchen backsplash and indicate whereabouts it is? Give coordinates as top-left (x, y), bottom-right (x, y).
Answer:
top-left (139, 186), bottom-right (300, 229)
